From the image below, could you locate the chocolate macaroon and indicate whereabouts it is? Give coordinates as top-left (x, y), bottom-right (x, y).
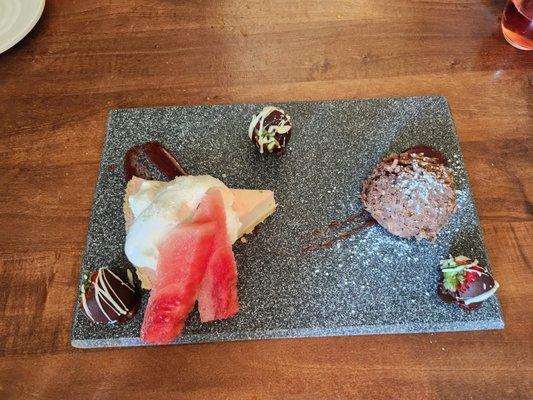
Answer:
top-left (438, 255), bottom-right (499, 310)
top-left (248, 106), bottom-right (292, 154)
top-left (361, 146), bottom-right (457, 240)
top-left (80, 268), bottom-right (140, 323)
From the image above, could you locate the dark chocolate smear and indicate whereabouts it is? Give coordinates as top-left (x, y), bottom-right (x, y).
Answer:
top-left (124, 145), bottom-right (151, 181)
top-left (403, 145), bottom-right (448, 166)
top-left (124, 141), bottom-right (188, 181)
top-left (144, 141), bottom-right (189, 179)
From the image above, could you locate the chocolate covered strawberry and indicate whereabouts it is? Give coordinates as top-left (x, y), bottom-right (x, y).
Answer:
top-left (437, 255), bottom-right (500, 310)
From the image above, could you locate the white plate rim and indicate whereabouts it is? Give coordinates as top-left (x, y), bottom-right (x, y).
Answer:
top-left (0, 0), bottom-right (46, 54)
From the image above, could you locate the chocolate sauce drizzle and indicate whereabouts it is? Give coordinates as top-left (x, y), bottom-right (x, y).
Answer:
top-left (305, 218), bottom-right (376, 253)
top-left (124, 141), bottom-right (188, 181)
top-left (305, 211), bottom-right (377, 253)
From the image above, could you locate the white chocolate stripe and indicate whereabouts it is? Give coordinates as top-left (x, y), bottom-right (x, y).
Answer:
top-left (462, 280), bottom-right (499, 305)
top-left (107, 269), bottom-right (135, 292)
top-left (441, 259), bottom-right (479, 274)
top-left (99, 272), bottom-right (128, 315)
top-left (93, 270), bottom-right (113, 321)
top-left (96, 270), bottom-right (131, 317)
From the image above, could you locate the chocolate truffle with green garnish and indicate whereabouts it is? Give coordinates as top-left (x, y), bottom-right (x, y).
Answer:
top-left (438, 255), bottom-right (499, 311)
top-left (248, 106), bottom-right (292, 154)
top-left (80, 267), bottom-right (140, 323)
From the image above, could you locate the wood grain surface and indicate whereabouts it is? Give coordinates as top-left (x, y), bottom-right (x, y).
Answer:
top-left (0, 1), bottom-right (531, 399)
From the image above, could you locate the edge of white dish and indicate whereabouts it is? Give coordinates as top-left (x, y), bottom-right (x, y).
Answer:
top-left (0, 0), bottom-right (46, 54)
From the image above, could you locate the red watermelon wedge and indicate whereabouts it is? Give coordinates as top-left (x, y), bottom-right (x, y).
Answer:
top-left (193, 189), bottom-right (239, 322)
top-left (140, 221), bottom-right (216, 344)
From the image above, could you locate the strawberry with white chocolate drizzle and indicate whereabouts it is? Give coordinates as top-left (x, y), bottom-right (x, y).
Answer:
top-left (437, 255), bottom-right (500, 310)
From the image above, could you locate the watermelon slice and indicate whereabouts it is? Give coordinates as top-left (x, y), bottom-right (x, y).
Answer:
top-left (140, 188), bottom-right (240, 344)
top-left (193, 189), bottom-right (239, 322)
top-left (140, 221), bottom-right (216, 344)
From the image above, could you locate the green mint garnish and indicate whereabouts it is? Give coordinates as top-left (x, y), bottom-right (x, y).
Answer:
top-left (440, 256), bottom-right (463, 292)
top-left (443, 270), bottom-right (464, 292)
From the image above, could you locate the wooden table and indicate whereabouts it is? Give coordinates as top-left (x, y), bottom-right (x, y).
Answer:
top-left (1, 1), bottom-right (531, 398)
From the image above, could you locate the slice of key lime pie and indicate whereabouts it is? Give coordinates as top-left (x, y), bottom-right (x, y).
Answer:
top-left (124, 175), bottom-right (276, 289)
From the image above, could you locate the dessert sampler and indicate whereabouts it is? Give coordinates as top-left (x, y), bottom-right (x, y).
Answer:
top-left (79, 105), bottom-right (500, 345)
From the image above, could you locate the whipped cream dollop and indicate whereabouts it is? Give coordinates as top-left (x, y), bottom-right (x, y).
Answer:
top-left (125, 175), bottom-right (241, 270)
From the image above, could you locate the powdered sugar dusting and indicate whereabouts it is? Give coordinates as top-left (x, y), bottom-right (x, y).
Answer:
top-left (362, 152), bottom-right (457, 240)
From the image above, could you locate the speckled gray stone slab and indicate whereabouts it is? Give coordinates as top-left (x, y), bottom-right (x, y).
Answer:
top-left (71, 96), bottom-right (504, 348)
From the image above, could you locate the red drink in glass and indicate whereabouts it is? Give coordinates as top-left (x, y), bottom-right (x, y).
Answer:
top-left (502, 0), bottom-right (533, 50)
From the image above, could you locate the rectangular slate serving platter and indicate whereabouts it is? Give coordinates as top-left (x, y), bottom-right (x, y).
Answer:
top-left (71, 96), bottom-right (504, 348)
